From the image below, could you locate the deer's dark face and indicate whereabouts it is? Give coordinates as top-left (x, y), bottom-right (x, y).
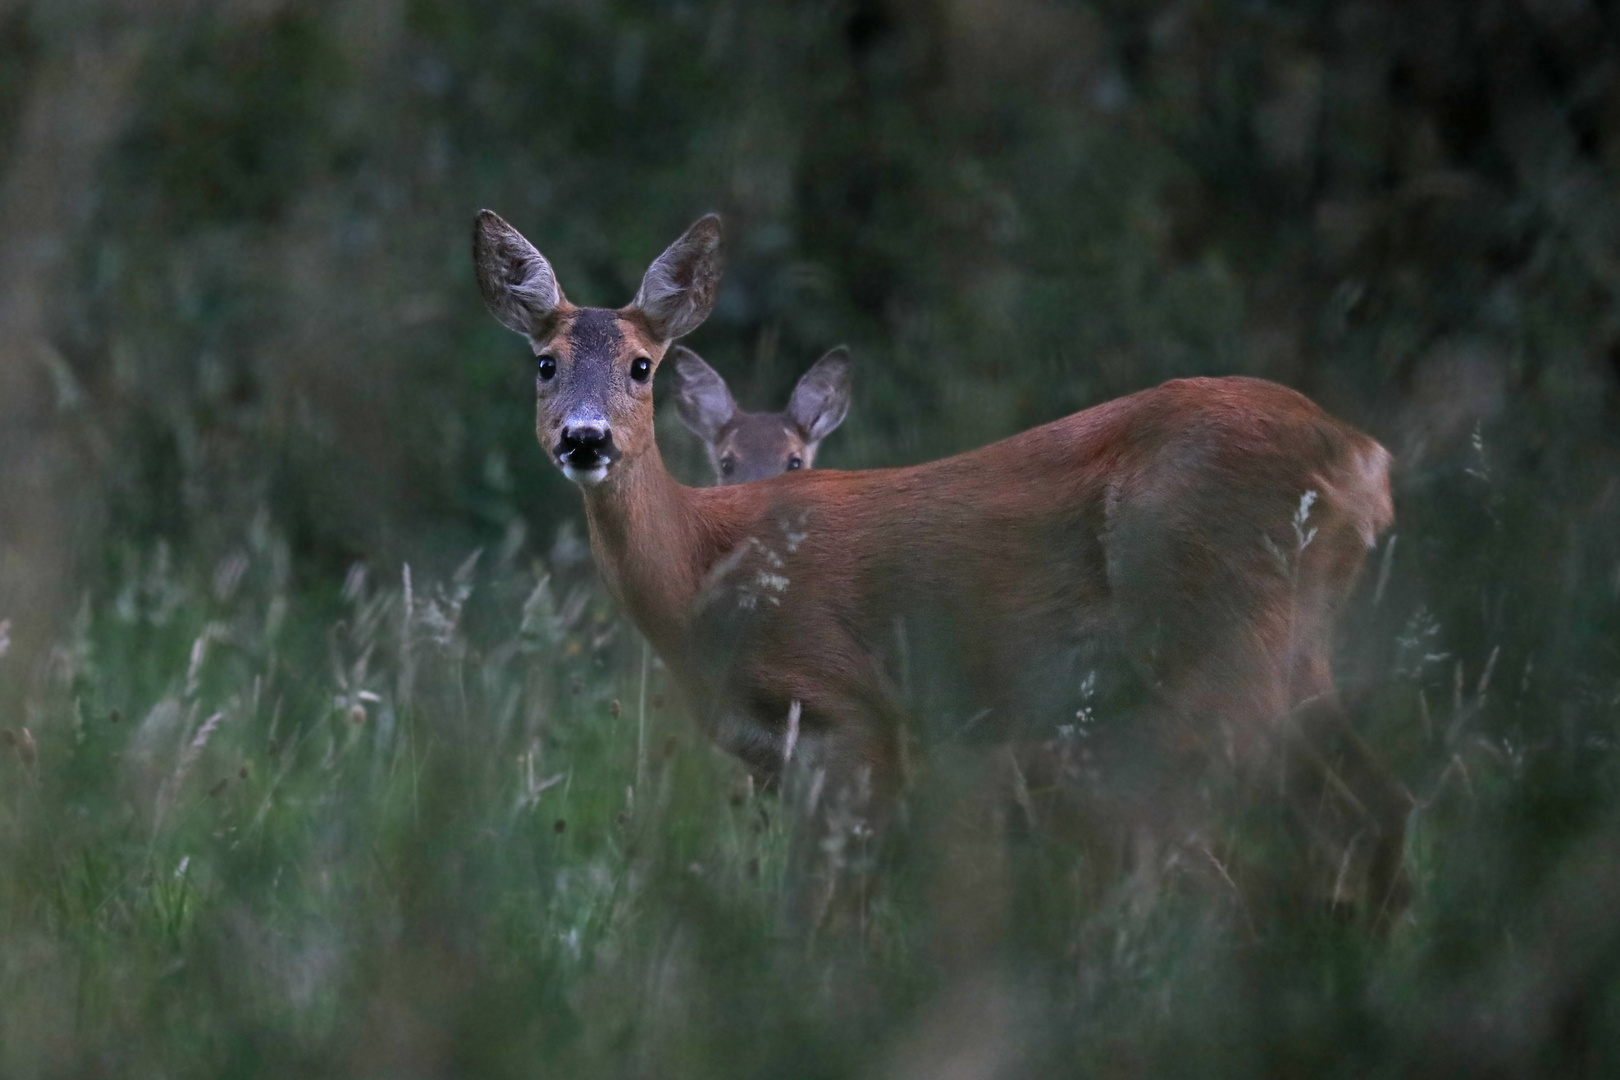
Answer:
top-left (473, 211), bottom-right (722, 487)
top-left (709, 413), bottom-right (816, 484)
top-left (522, 306), bottom-right (666, 485)
top-left (670, 346), bottom-right (853, 485)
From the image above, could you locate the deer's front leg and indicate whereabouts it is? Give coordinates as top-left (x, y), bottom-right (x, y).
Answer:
top-left (773, 694), bottom-right (906, 939)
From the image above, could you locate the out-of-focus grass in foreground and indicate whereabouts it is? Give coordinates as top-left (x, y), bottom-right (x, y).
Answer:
top-left (3, 497), bottom-right (1617, 1079)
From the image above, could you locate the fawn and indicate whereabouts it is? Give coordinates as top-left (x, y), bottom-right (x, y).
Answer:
top-left (670, 345), bottom-right (852, 485)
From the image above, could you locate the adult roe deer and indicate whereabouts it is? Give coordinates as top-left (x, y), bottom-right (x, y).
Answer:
top-left (473, 210), bottom-right (1408, 921)
top-left (671, 345), bottom-right (852, 485)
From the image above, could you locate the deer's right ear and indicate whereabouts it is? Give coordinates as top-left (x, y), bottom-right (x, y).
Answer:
top-left (788, 346), bottom-right (854, 444)
top-left (669, 346), bottom-right (737, 445)
top-left (631, 214), bottom-right (723, 342)
top-left (473, 210), bottom-right (563, 336)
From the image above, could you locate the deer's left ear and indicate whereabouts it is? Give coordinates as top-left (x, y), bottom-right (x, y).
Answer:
top-left (788, 346), bottom-right (853, 444)
top-left (631, 214), bottom-right (723, 342)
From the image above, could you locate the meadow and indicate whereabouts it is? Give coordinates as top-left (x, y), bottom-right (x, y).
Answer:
top-left (4, 447), bottom-right (1616, 1077)
top-left (2, 1), bottom-right (1619, 1076)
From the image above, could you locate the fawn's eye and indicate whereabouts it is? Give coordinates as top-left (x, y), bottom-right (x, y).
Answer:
top-left (720, 457), bottom-right (736, 476)
top-left (537, 355), bottom-right (557, 380)
top-left (787, 456), bottom-right (803, 471)
top-left (630, 357), bottom-right (652, 382)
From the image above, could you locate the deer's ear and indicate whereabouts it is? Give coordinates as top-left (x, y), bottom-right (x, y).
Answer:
top-left (631, 214), bottom-right (723, 342)
top-left (669, 346), bottom-right (737, 446)
top-left (788, 346), bottom-right (853, 444)
top-left (473, 210), bottom-right (563, 336)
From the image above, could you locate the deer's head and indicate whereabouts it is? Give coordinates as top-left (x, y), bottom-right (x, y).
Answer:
top-left (473, 211), bottom-right (723, 486)
top-left (670, 346), bottom-right (852, 484)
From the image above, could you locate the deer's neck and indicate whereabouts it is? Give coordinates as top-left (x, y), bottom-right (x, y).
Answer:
top-left (579, 446), bottom-right (718, 660)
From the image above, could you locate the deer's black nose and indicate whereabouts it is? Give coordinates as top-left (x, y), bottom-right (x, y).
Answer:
top-left (557, 423), bottom-right (620, 469)
top-left (562, 424), bottom-right (609, 450)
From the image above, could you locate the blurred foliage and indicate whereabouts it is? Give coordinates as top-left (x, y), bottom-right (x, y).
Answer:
top-left (1, 0), bottom-right (1619, 1076)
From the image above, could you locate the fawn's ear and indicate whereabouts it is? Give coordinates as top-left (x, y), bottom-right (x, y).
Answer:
top-left (473, 210), bottom-right (563, 336)
top-left (669, 346), bottom-right (737, 446)
top-left (631, 214), bottom-right (723, 342)
top-left (788, 346), bottom-right (853, 444)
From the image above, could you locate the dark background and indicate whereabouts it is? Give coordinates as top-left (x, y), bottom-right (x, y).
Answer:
top-left (4, 0), bottom-right (1615, 603)
top-left (1, 1), bottom-right (1618, 1076)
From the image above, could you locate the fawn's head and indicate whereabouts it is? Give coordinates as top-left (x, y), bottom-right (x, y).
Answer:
top-left (670, 346), bottom-right (853, 484)
top-left (473, 210), bottom-right (723, 486)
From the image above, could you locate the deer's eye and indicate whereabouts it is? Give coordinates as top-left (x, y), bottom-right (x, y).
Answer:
top-left (537, 356), bottom-right (557, 381)
top-left (720, 457), bottom-right (736, 477)
top-left (787, 456), bottom-right (803, 471)
top-left (630, 357), bottom-right (652, 382)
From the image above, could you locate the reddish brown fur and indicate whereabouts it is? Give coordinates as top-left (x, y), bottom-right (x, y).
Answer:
top-left (580, 375), bottom-right (1392, 801)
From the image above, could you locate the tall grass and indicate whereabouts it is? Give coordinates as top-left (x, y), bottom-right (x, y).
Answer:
top-left (2, 472), bottom-right (1616, 1078)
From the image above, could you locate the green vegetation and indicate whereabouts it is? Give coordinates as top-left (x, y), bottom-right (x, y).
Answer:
top-left (1, 1), bottom-right (1618, 1076)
